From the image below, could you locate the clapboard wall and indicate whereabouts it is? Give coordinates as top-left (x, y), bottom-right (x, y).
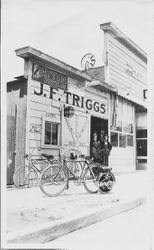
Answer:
top-left (7, 79), bottom-right (27, 182)
top-left (104, 31), bottom-right (147, 105)
top-left (27, 67), bottom-right (109, 158)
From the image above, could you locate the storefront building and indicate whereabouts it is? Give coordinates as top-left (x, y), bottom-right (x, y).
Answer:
top-left (7, 22), bottom-right (147, 184)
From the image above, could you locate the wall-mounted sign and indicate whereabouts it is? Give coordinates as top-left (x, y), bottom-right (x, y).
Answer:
top-left (32, 63), bottom-right (67, 90)
top-left (125, 63), bottom-right (145, 82)
top-left (34, 82), bottom-right (107, 115)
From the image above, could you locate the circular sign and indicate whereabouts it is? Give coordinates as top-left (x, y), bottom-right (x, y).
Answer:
top-left (81, 53), bottom-right (96, 71)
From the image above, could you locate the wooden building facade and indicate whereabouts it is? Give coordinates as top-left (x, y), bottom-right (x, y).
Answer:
top-left (7, 23), bottom-right (147, 184)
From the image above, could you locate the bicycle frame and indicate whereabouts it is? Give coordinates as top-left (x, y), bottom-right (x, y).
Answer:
top-left (62, 158), bottom-right (95, 184)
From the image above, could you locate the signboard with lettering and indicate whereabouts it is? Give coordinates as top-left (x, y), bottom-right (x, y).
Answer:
top-left (32, 63), bottom-right (68, 90)
top-left (125, 63), bottom-right (145, 82)
top-left (33, 82), bottom-right (108, 115)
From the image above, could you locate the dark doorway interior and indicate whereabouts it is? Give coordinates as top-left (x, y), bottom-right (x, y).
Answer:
top-left (90, 116), bottom-right (108, 143)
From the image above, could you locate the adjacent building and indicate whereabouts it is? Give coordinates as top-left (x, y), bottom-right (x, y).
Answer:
top-left (7, 22), bottom-right (147, 185)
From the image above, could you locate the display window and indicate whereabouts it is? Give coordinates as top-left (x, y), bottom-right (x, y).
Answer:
top-left (119, 134), bottom-right (126, 148)
top-left (111, 132), bottom-right (118, 147)
top-left (136, 129), bottom-right (147, 157)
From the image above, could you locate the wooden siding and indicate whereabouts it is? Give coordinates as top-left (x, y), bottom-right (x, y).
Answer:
top-left (27, 77), bottom-right (109, 158)
top-left (104, 33), bottom-right (147, 103)
top-left (110, 147), bottom-right (135, 172)
top-left (7, 80), bottom-right (27, 182)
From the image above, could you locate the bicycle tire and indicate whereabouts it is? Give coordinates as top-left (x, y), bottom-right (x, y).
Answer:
top-left (13, 165), bottom-right (39, 188)
top-left (40, 163), bottom-right (69, 197)
top-left (83, 165), bottom-right (98, 194)
top-left (99, 172), bottom-right (116, 193)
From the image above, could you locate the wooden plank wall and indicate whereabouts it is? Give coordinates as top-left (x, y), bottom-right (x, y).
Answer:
top-left (7, 81), bottom-right (27, 182)
top-left (28, 76), bottom-right (109, 158)
top-left (106, 34), bottom-right (147, 103)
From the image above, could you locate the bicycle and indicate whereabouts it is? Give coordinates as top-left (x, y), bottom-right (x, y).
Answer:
top-left (39, 151), bottom-right (116, 197)
top-left (13, 149), bottom-right (55, 188)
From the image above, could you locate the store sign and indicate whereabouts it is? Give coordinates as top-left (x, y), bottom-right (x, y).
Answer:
top-left (125, 63), bottom-right (145, 82)
top-left (34, 82), bottom-right (107, 114)
top-left (32, 63), bottom-right (67, 90)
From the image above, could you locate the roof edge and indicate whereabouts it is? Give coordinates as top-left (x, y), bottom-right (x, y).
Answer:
top-left (100, 22), bottom-right (147, 62)
top-left (15, 46), bottom-right (91, 81)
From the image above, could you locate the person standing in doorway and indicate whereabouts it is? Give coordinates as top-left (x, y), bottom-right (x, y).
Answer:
top-left (91, 131), bottom-right (101, 162)
top-left (100, 129), bottom-right (105, 163)
top-left (101, 134), bottom-right (112, 166)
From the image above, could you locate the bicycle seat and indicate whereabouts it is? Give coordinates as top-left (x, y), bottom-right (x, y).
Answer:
top-left (41, 153), bottom-right (54, 160)
top-left (101, 166), bottom-right (112, 171)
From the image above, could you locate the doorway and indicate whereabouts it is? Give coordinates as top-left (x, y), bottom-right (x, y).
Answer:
top-left (90, 116), bottom-right (108, 145)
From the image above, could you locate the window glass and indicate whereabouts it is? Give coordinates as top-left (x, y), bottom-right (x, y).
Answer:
top-left (44, 121), bottom-right (59, 145)
top-left (111, 132), bottom-right (118, 147)
top-left (45, 121), bottom-right (51, 144)
top-left (119, 134), bottom-right (126, 147)
top-left (127, 135), bottom-right (133, 146)
top-left (52, 123), bottom-right (58, 145)
top-left (136, 129), bottom-right (147, 138)
top-left (110, 121), bottom-right (122, 132)
top-left (137, 139), bottom-right (147, 156)
top-left (117, 120), bottom-right (122, 132)
top-left (138, 159), bottom-right (147, 163)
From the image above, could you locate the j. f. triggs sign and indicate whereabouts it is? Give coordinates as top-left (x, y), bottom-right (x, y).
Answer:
top-left (34, 82), bottom-right (107, 114)
top-left (32, 63), bottom-right (68, 90)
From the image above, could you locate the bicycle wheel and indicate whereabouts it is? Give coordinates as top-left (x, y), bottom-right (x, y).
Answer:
top-left (99, 172), bottom-right (116, 193)
top-left (40, 163), bottom-right (69, 197)
top-left (83, 165), bottom-right (98, 194)
top-left (13, 165), bottom-right (39, 188)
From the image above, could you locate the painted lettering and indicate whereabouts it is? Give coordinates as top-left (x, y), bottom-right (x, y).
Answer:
top-left (64, 91), bottom-right (72, 104)
top-left (34, 82), bottom-right (43, 96)
top-left (73, 94), bottom-right (80, 107)
top-left (100, 103), bottom-right (106, 114)
top-left (81, 96), bottom-right (84, 108)
top-left (33, 83), bottom-right (107, 114)
top-left (49, 87), bottom-right (58, 99)
top-left (93, 102), bottom-right (99, 112)
top-left (85, 99), bottom-right (92, 110)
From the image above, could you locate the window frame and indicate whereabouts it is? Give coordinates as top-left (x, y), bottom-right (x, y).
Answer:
top-left (110, 120), bottom-right (134, 148)
top-left (41, 116), bottom-right (61, 149)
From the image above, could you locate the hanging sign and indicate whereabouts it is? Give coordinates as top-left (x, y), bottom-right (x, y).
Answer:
top-left (64, 106), bottom-right (74, 118)
top-left (32, 63), bottom-right (67, 90)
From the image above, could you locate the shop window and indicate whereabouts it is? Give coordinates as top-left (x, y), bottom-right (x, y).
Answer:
top-left (127, 135), bottom-right (133, 146)
top-left (110, 120), bottom-right (122, 132)
top-left (119, 134), bottom-right (126, 147)
top-left (111, 132), bottom-right (118, 147)
top-left (123, 122), bottom-right (133, 134)
top-left (42, 118), bottom-right (60, 147)
top-left (138, 159), bottom-right (147, 163)
top-left (136, 129), bottom-right (147, 138)
top-left (137, 139), bottom-right (147, 156)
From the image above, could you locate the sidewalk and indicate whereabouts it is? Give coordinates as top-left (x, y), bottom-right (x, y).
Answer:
top-left (6, 171), bottom-right (148, 244)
